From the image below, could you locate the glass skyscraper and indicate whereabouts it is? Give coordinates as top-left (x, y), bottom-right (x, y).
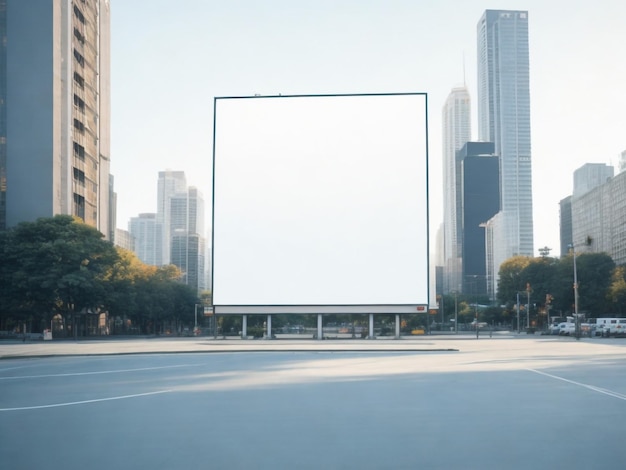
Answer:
top-left (477, 10), bottom-right (533, 266)
top-left (442, 87), bottom-right (471, 294)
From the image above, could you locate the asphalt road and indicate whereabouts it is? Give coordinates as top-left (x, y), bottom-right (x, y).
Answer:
top-left (2, 336), bottom-right (626, 469)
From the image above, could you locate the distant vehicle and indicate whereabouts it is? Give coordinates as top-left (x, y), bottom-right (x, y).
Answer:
top-left (557, 322), bottom-right (576, 336)
top-left (596, 318), bottom-right (626, 337)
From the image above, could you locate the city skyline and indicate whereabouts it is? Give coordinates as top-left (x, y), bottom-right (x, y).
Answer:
top-left (106, 1), bottom-right (624, 257)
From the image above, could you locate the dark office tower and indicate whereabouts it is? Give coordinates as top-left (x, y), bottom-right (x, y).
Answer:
top-left (477, 10), bottom-right (533, 271)
top-left (1, 1), bottom-right (111, 237)
top-left (460, 142), bottom-right (499, 296)
top-left (559, 196), bottom-right (572, 257)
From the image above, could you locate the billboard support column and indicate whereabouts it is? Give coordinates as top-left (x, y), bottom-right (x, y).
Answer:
top-left (266, 315), bottom-right (272, 339)
top-left (317, 314), bottom-right (323, 340)
top-left (242, 314), bottom-right (247, 339)
top-left (395, 314), bottom-right (400, 339)
top-left (369, 314), bottom-right (374, 339)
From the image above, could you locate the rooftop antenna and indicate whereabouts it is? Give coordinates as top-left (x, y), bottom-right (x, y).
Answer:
top-left (463, 51), bottom-right (466, 87)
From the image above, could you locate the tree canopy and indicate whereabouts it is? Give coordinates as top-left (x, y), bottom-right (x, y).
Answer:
top-left (0, 215), bottom-right (198, 334)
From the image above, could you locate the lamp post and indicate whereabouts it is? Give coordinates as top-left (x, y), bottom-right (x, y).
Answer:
top-left (194, 303), bottom-right (201, 334)
top-left (568, 244), bottom-right (580, 340)
top-left (454, 291), bottom-right (458, 334)
top-left (473, 276), bottom-right (479, 339)
top-left (526, 283), bottom-right (531, 330)
top-left (516, 292), bottom-right (521, 334)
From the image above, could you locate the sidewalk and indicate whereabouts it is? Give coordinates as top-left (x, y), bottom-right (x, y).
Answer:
top-left (0, 335), bottom-right (485, 359)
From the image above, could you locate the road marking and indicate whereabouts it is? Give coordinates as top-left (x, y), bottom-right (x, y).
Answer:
top-left (0, 364), bottom-right (195, 380)
top-left (0, 390), bottom-right (172, 412)
top-left (527, 368), bottom-right (626, 401)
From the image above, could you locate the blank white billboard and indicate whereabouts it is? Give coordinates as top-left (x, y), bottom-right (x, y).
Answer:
top-left (212, 93), bottom-right (429, 314)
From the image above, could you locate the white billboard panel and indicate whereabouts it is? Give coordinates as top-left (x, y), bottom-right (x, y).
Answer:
top-left (212, 93), bottom-right (429, 313)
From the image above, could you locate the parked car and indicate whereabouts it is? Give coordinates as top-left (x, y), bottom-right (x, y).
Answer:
top-left (557, 322), bottom-right (576, 336)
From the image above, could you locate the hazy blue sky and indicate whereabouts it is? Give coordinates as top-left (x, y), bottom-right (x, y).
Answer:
top-left (110, 0), bottom-right (626, 257)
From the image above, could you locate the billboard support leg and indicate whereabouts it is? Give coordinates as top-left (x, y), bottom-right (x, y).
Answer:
top-left (395, 314), bottom-right (400, 339)
top-left (369, 314), bottom-right (375, 339)
top-left (242, 314), bottom-right (247, 339)
top-left (266, 314), bottom-right (272, 339)
top-left (317, 314), bottom-right (323, 340)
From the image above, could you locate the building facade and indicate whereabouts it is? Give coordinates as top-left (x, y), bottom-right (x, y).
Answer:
top-left (168, 186), bottom-right (206, 293)
top-left (129, 213), bottom-right (160, 266)
top-left (569, 170), bottom-right (626, 265)
top-left (114, 228), bottom-right (134, 252)
top-left (441, 87), bottom-right (471, 294)
top-left (1, 0), bottom-right (111, 237)
top-left (477, 10), bottom-right (533, 268)
top-left (559, 196), bottom-right (572, 257)
top-left (573, 163), bottom-right (614, 198)
top-left (156, 170), bottom-right (186, 265)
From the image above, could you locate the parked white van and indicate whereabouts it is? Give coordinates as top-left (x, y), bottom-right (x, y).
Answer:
top-left (596, 318), bottom-right (626, 337)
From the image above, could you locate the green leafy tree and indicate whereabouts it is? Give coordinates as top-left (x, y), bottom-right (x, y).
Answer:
top-left (497, 256), bottom-right (532, 305)
top-left (608, 266), bottom-right (626, 314)
top-left (550, 252), bottom-right (615, 316)
top-left (0, 215), bottom-right (118, 331)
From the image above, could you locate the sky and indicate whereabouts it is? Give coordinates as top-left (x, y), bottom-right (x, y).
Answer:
top-left (110, 0), bottom-right (626, 258)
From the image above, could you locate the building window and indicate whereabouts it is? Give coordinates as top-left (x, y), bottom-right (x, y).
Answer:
top-left (73, 142), bottom-right (85, 160)
top-left (73, 49), bottom-right (84, 67)
top-left (73, 27), bottom-right (85, 45)
top-left (73, 119), bottom-right (85, 134)
top-left (73, 5), bottom-right (85, 24)
top-left (73, 94), bottom-right (85, 112)
top-left (73, 194), bottom-right (85, 220)
top-left (73, 167), bottom-right (85, 186)
top-left (74, 72), bottom-right (84, 89)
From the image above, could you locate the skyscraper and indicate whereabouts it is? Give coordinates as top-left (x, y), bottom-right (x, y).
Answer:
top-left (1, 0), bottom-right (111, 236)
top-left (129, 213), bottom-right (160, 266)
top-left (477, 10), bottom-right (533, 268)
top-left (460, 142), bottom-right (499, 296)
top-left (169, 186), bottom-right (206, 293)
top-left (442, 87), bottom-right (471, 294)
top-left (156, 170), bottom-right (187, 265)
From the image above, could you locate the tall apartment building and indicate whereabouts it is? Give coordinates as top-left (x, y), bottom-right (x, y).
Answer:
top-left (477, 10), bottom-right (533, 276)
top-left (1, 0), bottom-right (111, 237)
top-left (156, 170), bottom-right (187, 265)
top-left (441, 87), bottom-right (471, 294)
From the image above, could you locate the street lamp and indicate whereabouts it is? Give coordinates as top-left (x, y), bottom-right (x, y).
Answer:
top-left (453, 291), bottom-right (458, 334)
top-left (568, 244), bottom-right (580, 339)
top-left (194, 303), bottom-right (201, 333)
top-left (516, 292), bottom-right (521, 334)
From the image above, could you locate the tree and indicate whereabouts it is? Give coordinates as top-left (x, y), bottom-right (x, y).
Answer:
top-left (608, 266), bottom-right (626, 314)
top-left (0, 215), bottom-right (118, 332)
top-left (497, 256), bottom-right (532, 305)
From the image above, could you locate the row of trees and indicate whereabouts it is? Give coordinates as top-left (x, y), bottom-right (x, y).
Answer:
top-left (497, 252), bottom-right (625, 317)
top-left (0, 215), bottom-right (202, 335)
top-left (437, 251), bottom-right (626, 329)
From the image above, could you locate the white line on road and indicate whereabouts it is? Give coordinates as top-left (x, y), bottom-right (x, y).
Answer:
top-left (527, 368), bottom-right (626, 401)
top-left (0, 364), bottom-right (195, 380)
top-left (0, 390), bottom-right (173, 412)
